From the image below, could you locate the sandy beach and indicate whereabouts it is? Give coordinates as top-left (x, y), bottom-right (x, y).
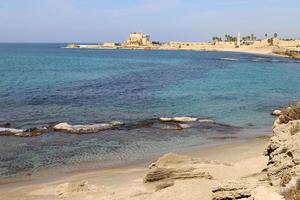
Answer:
top-left (0, 136), bottom-right (270, 200)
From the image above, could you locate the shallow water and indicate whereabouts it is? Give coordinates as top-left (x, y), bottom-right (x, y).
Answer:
top-left (0, 43), bottom-right (300, 177)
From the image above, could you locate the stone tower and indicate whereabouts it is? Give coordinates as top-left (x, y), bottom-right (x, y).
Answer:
top-left (236, 32), bottom-right (241, 48)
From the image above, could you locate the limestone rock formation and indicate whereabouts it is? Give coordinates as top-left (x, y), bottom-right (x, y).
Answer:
top-left (272, 110), bottom-right (282, 116)
top-left (212, 181), bottom-right (252, 200)
top-left (144, 153), bottom-right (212, 184)
top-left (53, 121), bottom-right (123, 134)
top-left (264, 118), bottom-right (300, 187)
top-left (144, 167), bottom-right (212, 183)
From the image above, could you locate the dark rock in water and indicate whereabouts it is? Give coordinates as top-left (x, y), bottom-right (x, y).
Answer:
top-left (24, 127), bottom-right (48, 136)
top-left (0, 122), bottom-right (11, 128)
top-left (0, 127), bottom-right (25, 136)
top-left (245, 123), bottom-right (255, 127)
top-left (160, 116), bottom-right (198, 123)
top-left (207, 136), bottom-right (237, 140)
top-left (0, 126), bottom-right (48, 137)
top-left (124, 119), bottom-right (157, 130)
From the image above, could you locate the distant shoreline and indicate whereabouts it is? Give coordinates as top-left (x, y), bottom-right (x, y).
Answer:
top-left (65, 45), bottom-right (287, 58)
top-left (66, 32), bottom-right (300, 59)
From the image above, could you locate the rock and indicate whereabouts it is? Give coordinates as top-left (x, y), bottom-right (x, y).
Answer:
top-left (0, 122), bottom-right (10, 128)
top-left (154, 180), bottom-right (175, 191)
top-left (272, 110), bottom-right (282, 116)
top-left (198, 119), bottom-right (215, 123)
top-left (264, 106), bottom-right (300, 186)
top-left (177, 123), bottom-right (192, 129)
top-left (0, 126), bottom-right (48, 137)
top-left (56, 181), bottom-right (97, 199)
top-left (172, 117), bottom-right (198, 122)
top-left (252, 186), bottom-right (284, 200)
top-left (53, 121), bottom-right (123, 134)
top-left (160, 117), bottom-right (173, 122)
top-left (144, 167), bottom-right (212, 183)
top-left (212, 181), bottom-right (252, 200)
top-left (0, 127), bottom-right (24, 136)
top-left (145, 153), bottom-right (212, 183)
top-left (159, 116), bottom-right (198, 122)
top-left (110, 120), bottom-right (124, 126)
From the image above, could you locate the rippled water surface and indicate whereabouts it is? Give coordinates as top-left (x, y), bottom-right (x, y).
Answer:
top-left (1, 43), bottom-right (300, 177)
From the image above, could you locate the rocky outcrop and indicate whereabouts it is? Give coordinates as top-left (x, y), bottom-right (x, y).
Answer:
top-left (272, 110), bottom-right (282, 116)
top-left (144, 167), bottom-right (212, 183)
top-left (144, 153), bottom-right (212, 187)
top-left (53, 121), bottom-right (123, 134)
top-left (212, 182), bottom-right (285, 200)
top-left (0, 127), bottom-right (47, 137)
top-left (212, 181), bottom-right (252, 200)
top-left (264, 119), bottom-right (300, 187)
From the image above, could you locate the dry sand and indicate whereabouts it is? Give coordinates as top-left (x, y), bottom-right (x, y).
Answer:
top-left (0, 137), bottom-right (270, 200)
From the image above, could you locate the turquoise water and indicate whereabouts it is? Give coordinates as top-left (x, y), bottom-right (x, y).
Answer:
top-left (0, 43), bottom-right (300, 177)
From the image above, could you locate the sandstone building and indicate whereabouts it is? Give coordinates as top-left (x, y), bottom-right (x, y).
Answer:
top-left (123, 32), bottom-right (151, 47)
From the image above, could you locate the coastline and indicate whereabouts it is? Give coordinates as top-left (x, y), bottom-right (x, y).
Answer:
top-left (66, 45), bottom-right (287, 58)
top-left (0, 131), bottom-right (270, 200)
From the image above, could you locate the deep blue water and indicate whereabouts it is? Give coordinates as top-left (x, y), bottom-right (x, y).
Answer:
top-left (0, 43), bottom-right (300, 177)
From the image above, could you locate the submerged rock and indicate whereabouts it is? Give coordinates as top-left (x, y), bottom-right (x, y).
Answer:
top-left (0, 122), bottom-right (11, 128)
top-left (0, 127), bottom-right (24, 136)
top-left (159, 116), bottom-right (198, 122)
top-left (172, 117), bottom-right (198, 122)
top-left (198, 119), bottom-right (215, 123)
top-left (0, 127), bottom-right (46, 137)
top-left (160, 123), bottom-right (192, 130)
top-left (53, 121), bottom-right (123, 134)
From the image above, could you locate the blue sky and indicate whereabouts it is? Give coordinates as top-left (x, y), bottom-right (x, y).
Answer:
top-left (0, 0), bottom-right (299, 42)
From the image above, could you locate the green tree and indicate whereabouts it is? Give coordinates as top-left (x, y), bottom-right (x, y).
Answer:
top-left (274, 33), bottom-right (278, 38)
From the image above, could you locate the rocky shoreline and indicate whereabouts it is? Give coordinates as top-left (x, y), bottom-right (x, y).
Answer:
top-left (141, 102), bottom-right (300, 199)
top-left (1, 103), bottom-right (300, 199)
top-left (0, 116), bottom-right (217, 137)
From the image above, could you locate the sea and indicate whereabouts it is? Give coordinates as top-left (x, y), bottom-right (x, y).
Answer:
top-left (0, 43), bottom-right (300, 178)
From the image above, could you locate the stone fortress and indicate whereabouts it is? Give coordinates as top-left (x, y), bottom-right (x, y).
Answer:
top-left (66, 32), bottom-right (300, 58)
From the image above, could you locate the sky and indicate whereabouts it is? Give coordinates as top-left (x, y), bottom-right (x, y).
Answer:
top-left (0, 0), bottom-right (300, 43)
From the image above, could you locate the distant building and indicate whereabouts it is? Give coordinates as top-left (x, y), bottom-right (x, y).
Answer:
top-left (102, 42), bottom-right (120, 48)
top-left (123, 32), bottom-right (151, 47)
